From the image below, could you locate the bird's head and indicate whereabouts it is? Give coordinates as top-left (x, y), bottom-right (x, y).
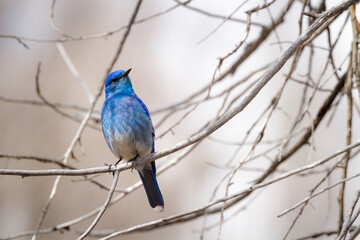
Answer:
top-left (104, 69), bottom-right (133, 98)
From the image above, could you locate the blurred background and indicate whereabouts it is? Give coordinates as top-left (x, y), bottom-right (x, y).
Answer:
top-left (0, 0), bottom-right (360, 239)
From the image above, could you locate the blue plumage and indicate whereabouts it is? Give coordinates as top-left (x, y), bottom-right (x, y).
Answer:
top-left (101, 69), bottom-right (164, 209)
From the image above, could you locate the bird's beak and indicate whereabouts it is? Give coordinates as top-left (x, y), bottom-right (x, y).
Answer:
top-left (122, 68), bottom-right (132, 78)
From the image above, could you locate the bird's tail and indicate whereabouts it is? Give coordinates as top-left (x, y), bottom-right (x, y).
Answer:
top-left (138, 163), bottom-right (164, 210)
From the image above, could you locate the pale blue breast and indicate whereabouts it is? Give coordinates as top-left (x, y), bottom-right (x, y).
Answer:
top-left (101, 93), bottom-right (154, 161)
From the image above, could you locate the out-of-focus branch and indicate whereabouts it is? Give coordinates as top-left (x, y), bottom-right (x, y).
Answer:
top-left (139, 0), bottom-right (358, 169)
top-left (337, 190), bottom-right (360, 240)
top-left (0, 0), bottom-right (354, 180)
top-left (0, 153), bottom-right (73, 169)
top-left (77, 170), bottom-right (120, 240)
top-left (35, 63), bottom-right (83, 122)
top-left (30, 1), bottom-right (143, 238)
top-left (279, 168), bottom-right (360, 218)
top-left (2, 138), bottom-right (360, 239)
top-left (94, 140), bottom-right (360, 239)
top-left (350, 5), bottom-right (360, 99)
top-left (49, 0), bottom-right (68, 37)
top-left (0, 0), bottom-right (349, 181)
top-left (0, 144), bottom-right (199, 240)
top-left (255, 71), bottom-right (346, 184)
top-left (1, 1), bottom-right (360, 239)
top-left (0, 0), bottom-right (189, 44)
top-left (338, 62), bottom-right (354, 236)
top-left (197, 0), bottom-right (250, 44)
top-left (173, 0), bottom-right (264, 27)
top-left (349, 223), bottom-right (360, 239)
top-left (295, 227), bottom-right (356, 240)
top-left (152, 0), bottom-right (295, 115)
top-left (56, 43), bottom-right (94, 102)
top-left (0, 34), bottom-right (29, 49)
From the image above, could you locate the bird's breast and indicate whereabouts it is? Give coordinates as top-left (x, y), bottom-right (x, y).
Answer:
top-left (109, 129), bottom-right (152, 161)
top-left (110, 132), bottom-right (136, 160)
top-left (101, 94), bottom-right (154, 161)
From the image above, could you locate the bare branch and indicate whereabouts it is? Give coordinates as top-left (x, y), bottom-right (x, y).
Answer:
top-left (77, 170), bottom-right (120, 239)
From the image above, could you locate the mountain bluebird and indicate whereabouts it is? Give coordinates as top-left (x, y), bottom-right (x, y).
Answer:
top-left (101, 69), bottom-right (164, 210)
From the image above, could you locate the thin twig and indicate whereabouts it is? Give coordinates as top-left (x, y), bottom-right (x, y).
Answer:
top-left (56, 43), bottom-right (94, 102)
top-left (279, 170), bottom-right (360, 218)
top-left (338, 62), bottom-right (354, 236)
top-left (30, 1), bottom-right (143, 238)
top-left (197, 0), bottom-right (250, 44)
top-left (35, 63), bottom-right (84, 122)
top-left (0, 144), bottom-right (198, 240)
top-left (337, 190), bottom-right (360, 240)
top-left (0, 153), bottom-right (73, 169)
top-left (77, 170), bottom-right (120, 239)
top-left (97, 139), bottom-right (360, 239)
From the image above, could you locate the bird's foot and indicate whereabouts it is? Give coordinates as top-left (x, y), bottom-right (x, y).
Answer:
top-left (104, 163), bottom-right (114, 175)
top-left (129, 154), bottom-right (139, 172)
top-left (105, 157), bottom-right (122, 175)
top-left (115, 158), bottom-right (122, 165)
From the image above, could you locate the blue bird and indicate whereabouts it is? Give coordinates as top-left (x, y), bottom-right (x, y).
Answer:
top-left (101, 69), bottom-right (164, 210)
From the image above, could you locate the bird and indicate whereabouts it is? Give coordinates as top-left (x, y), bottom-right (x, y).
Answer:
top-left (101, 68), bottom-right (164, 210)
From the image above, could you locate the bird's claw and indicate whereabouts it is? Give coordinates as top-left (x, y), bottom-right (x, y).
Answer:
top-left (104, 163), bottom-right (114, 175)
top-left (131, 161), bottom-right (137, 172)
top-left (129, 154), bottom-right (139, 172)
top-left (105, 158), bottom-right (121, 176)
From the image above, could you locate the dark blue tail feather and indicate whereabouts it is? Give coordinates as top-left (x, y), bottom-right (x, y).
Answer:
top-left (138, 163), bottom-right (164, 208)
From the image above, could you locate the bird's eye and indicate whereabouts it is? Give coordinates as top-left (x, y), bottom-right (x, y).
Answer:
top-left (112, 77), bottom-right (119, 83)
